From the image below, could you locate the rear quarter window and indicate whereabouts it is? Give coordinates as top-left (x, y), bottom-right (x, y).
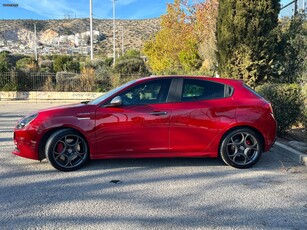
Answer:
top-left (181, 79), bottom-right (233, 102)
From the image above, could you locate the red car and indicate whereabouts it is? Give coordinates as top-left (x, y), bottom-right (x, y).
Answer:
top-left (13, 76), bottom-right (276, 171)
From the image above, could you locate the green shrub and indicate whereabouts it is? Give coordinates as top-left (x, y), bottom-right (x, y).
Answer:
top-left (53, 55), bottom-right (72, 72)
top-left (16, 57), bottom-right (36, 71)
top-left (301, 108), bottom-right (307, 129)
top-left (114, 57), bottom-right (150, 76)
top-left (256, 83), bottom-right (303, 135)
top-left (300, 83), bottom-right (307, 128)
top-left (105, 57), bottom-right (114, 67)
top-left (64, 61), bottom-right (80, 73)
top-left (40, 60), bottom-right (54, 72)
top-left (1, 82), bottom-right (17, 91)
top-left (0, 52), bottom-right (10, 72)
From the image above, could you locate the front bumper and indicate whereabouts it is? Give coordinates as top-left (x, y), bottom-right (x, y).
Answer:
top-left (12, 128), bottom-right (40, 160)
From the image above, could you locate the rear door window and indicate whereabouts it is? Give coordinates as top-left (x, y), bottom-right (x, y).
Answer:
top-left (181, 79), bottom-right (229, 102)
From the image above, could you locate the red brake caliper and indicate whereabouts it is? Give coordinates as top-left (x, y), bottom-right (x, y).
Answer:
top-left (56, 143), bottom-right (64, 153)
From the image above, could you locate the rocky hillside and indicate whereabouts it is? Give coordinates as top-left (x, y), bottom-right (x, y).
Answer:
top-left (0, 18), bottom-right (160, 56)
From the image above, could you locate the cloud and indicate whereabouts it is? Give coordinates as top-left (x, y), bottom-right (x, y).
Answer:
top-left (7, 0), bottom-right (162, 19)
top-left (116, 0), bottom-right (138, 6)
top-left (123, 1), bottom-right (168, 20)
top-left (127, 6), bottom-right (165, 19)
top-left (9, 0), bottom-right (78, 18)
top-left (91, 0), bottom-right (141, 19)
top-left (9, 0), bottom-right (115, 19)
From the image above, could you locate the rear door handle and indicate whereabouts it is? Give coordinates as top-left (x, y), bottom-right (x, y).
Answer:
top-left (150, 111), bottom-right (168, 116)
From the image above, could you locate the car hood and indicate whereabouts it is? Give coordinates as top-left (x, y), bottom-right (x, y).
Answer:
top-left (36, 103), bottom-right (97, 117)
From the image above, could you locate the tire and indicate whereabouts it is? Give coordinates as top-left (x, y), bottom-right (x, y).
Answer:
top-left (220, 128), bottom-right (263, 169)
top-left (45, 129), bottom-right (89, 171)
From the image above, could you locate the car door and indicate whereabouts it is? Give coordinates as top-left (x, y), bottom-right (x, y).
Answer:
top-left (94, 78), bottom-right (173, 158)
top-left (169, 78), bottom-right (236, 154)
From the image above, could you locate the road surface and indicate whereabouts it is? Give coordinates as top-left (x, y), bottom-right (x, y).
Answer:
top-left (0, 102), bottom-right (306, 229)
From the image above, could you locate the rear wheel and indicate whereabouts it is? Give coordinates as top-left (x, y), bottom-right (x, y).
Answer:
top-left (45, 129), bottom-right (89, 171)
top-left (220, 128), bottom-right (263, 169)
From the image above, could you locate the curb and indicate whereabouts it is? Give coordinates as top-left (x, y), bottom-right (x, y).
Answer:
top-left (0, 100), bottom-right (80, 104)
top-left (274, 141), bottom-right (307, 166)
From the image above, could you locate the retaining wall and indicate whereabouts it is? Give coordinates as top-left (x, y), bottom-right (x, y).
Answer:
top-left (0, 91), bottom-right (103, 101)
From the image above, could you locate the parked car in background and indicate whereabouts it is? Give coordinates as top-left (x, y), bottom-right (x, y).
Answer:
top-left (13, 76), bottom-right (276, 171)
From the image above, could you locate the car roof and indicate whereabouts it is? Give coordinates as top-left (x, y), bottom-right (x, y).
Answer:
top-left (135, 75), bottom-right (244, 87)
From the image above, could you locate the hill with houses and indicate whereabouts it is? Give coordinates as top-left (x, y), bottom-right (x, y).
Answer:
top-left (0, 18), bottom-right (160, 57)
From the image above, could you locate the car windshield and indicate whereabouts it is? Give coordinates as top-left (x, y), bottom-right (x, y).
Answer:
top-left (88, 80), bottom-right (137, 105)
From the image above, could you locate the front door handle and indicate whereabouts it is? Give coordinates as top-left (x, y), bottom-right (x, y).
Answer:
top-left (150, 111), bottom-right (168, 116)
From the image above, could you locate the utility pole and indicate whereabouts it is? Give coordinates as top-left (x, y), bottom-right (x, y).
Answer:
top-left (34, 23), bottom-right (37, 61)
top-left (294, 0), bottom-right (298, 16)
top-left (121, 26), bottom-right (124, 55)
top-left (90, 0), bottom-right (94, 60)
top-left (112, 0), bottom-right (116, 65)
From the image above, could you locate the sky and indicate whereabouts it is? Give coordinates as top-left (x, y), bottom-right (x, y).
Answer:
top-left (0, 0), bottom-right (305, 20)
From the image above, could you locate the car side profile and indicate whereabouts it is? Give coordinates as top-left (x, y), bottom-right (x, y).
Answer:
top-left (13, 76), bottom-right (277, 171)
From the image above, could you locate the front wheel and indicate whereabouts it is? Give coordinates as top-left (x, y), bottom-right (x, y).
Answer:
top-left (45, 129), bottom-right (89, 171)
top-left (220, 128), bottom-right (263, 169)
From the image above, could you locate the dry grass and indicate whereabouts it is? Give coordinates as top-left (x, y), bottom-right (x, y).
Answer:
top-left (79, 67), bottom-right (96, 92)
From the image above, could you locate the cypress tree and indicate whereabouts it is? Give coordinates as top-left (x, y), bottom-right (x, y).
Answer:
top-left (216, 0), bottom-right (280, 87)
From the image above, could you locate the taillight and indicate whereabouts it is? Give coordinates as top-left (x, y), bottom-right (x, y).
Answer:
top-left (265, 102), bottom-right (274, 114)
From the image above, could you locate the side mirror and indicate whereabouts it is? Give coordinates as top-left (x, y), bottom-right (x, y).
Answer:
top-left (109, 96), bottom-right (122, 107)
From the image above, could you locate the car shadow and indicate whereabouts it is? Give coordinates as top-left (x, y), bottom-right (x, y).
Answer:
top-left (85, 157), bottom-right (224, 171)
top-left (82, 151), bottom-right (287, 172)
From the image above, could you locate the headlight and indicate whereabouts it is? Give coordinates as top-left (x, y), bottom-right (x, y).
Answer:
top-left (16, 114), bottom-right (38, 129)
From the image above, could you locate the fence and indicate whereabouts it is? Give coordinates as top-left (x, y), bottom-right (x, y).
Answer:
top-left (0, 71), bottom-right (145, 92)
top-left (0, 72), bottom-right (87, 92)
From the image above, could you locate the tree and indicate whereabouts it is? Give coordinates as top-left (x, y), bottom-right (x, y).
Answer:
top-left (16, 57), bottom-right (38, 72)
top-left (114, 50), bottom-right (150, 76)
top-left (0, 52), bottom-right (10, 73)
top-left (216, 0), bottom-right (280, 87)
top-left (277, 15), bottom-right (307, 83)
top-left (144, 0), bottom-right (188, 74)
top-left (144, 0), bottom-right (215, 74)
top-left (124, 49), bottom-right (141, 58)
top-left (53, 55), bottom-right (72, 72)
top-left (53, 55), bottom-right (80, 73)
top-left (187, 0), bottom-right (219, 73)
top-left (178, 39), bottom-right (202, 72)
top-left (64, 61), bottom-right (80, 73)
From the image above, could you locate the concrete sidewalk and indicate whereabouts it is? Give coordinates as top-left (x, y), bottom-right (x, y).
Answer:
top-left (274, 141), bottom-right (307, 166)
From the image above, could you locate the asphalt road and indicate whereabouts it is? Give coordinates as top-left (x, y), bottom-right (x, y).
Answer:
top-left (0, 102), bottom-right (307, 230)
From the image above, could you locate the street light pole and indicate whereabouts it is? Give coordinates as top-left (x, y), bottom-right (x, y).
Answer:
top-left (90, 0), bottom-right (94, 60)
top-left (281, 0), bottom-right (299, 16)
top-left (112, 0), bottom-right (116, 65)
top-left (34, 23), bottom-right (37, 61)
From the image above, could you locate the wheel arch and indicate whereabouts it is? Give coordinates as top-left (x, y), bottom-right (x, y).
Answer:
top-left (218, 125), bottom-right (265, 156)
top-left (38, 127), bottom-right (90, 160)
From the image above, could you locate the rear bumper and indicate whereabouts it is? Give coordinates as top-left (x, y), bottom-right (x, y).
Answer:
top-left (263, 114), bottom-right (277, 152)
